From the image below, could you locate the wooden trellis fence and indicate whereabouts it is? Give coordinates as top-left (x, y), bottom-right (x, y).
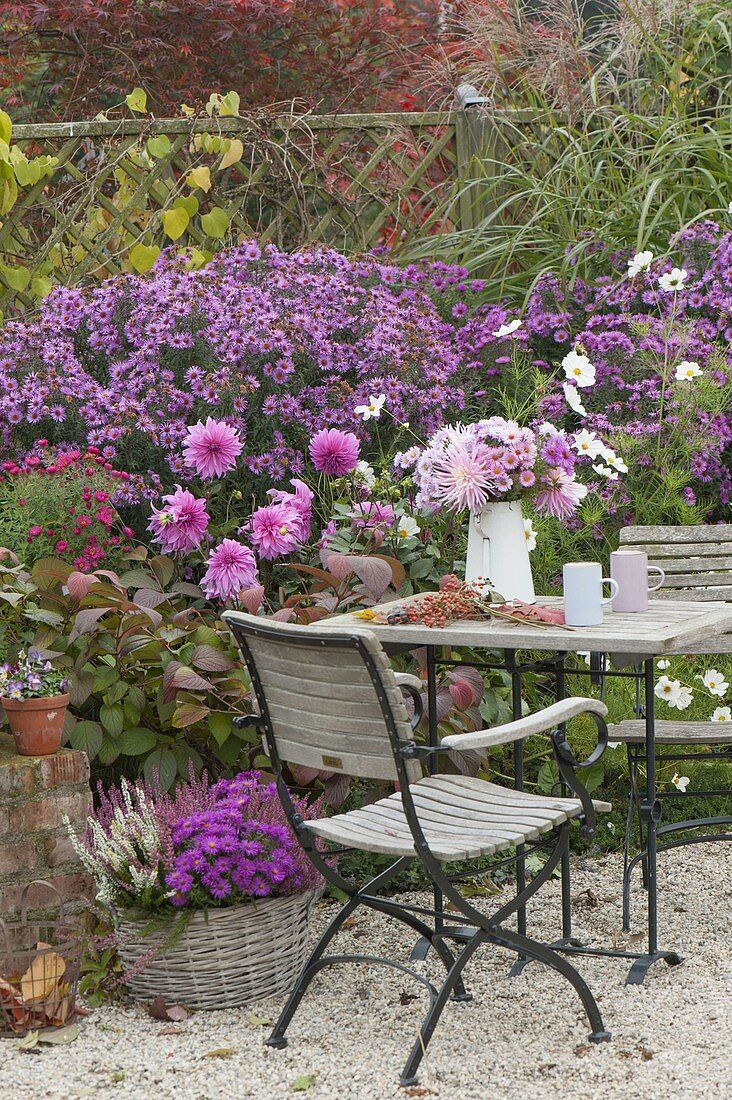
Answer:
top-left (1, 109), bottom-right (462, 318)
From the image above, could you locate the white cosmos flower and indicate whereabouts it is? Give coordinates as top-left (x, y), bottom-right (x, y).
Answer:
top-left (670, 685), bottom-right (693, 711)
top-left (655, 675), bottom-right (682, 705)
top-left (702, 668), bottom-right (729, 697)
top-left (396, 515), bottom-right (420, 539)
top-left (576, 651), bottom-right (591, 666)
top-left (592, 462), bottom-right (619, 481)
top-left (572, 429), bottom-right (604, 459)
top-left (674, 360), bottom-right (703, 382)
top-left (356, 460), bottom-right (376, 488)
top-left (628, 250), bottom-right (653, 278)
top-left (712, 706), bottom-right (732, 721)
top-left (562, 383), bottom-right (587, 416)
top-left (658, 267), bottom-right (688, 292)
top-left (671, 772), bottom-right (690, 792)
top-left (603, 451), bottom-right (628, 474)
top-left (523, 517), bottom-right (537, 552)
top-left (561, 350), bottom-right (596, 388)
top-left (657, 659), bottom-right (671, 670)
top-left (538, 421), bottom-right (561, 435)
top-left (492, 318), bottom-right (522, 338)
top-left (354, 394), bottom-right (386, 421)
top-left (728, 201), bottom-right (732, 214)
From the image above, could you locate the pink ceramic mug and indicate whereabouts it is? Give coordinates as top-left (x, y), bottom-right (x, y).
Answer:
top-left (610, 550), bottom-right (665, 612)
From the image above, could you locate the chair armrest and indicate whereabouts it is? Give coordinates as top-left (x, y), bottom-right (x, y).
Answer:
top-left (394, 673), bottom-right (424, 731)
top-left (439, 697), bottom-right (608, 752)
top-left (394, 672), bottom-right (423, 691)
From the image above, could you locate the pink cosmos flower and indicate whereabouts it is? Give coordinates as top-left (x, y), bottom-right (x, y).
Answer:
top-left (430, 437), bottom-right (495, 512)
top-left (148, 485), bottom-right (210, 554)
top-left (201, 539), bottom-right (258, 601)
top-left (249, 502), bottom-right (303, 560)
top-left (535, 468), bottom-right (588, 520)
top-left (309, 428), bottom-right (360, 476)
top-left (183, 417), bottom-right (242, 479)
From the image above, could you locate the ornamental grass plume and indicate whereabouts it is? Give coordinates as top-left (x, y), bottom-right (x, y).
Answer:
top-left (182, 417), bottom-right (243, 479)
top-left (201, 538), bottom-right (258, 601)
top-left (148, 485), bottom-right (210, 553)
top-left (308, 428), bottom-right (360, 476)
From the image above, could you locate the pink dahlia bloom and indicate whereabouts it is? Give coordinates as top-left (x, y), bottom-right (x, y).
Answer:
top-left (201, 539), bottom-right (258, 602)
top-left (309, 428), bottom-right (359, 476)
top-left (535, 468), bottom-right (588, 520)
top-left (430, 437), bottom-right (495, 512)
top-left (350, 501), bottom-right (396, 531)
top-left (249, 502), bottom-right (303, 560)
top-left (148, 485), bottom-right (209, 553)
top-left (267, 477), bottom-right (313, 543)
top-left (182, 417), bottom-right (242, 479)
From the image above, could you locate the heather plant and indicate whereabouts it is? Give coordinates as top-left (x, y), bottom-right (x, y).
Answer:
top-left (67, 770), bottom-right (322, 914)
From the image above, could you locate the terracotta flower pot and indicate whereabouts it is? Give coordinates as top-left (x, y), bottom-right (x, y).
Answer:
top-left (1, 694), bottom-right (70, 757)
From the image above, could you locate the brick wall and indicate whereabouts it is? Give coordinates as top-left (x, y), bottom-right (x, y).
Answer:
top-left (0, 734), bottom-right (94, 929)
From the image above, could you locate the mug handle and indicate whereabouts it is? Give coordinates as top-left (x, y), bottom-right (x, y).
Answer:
top-left (601, 577), bottom-right (620, 605)
top-left (647, 566), bottom-right (665, 592)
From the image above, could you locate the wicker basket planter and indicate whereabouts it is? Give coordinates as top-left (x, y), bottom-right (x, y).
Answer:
top-left (113, 889), bottom-right (320, 1010)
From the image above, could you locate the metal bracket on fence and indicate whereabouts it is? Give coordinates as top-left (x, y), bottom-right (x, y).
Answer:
top-left (455, 84), bottom-right (489, 109)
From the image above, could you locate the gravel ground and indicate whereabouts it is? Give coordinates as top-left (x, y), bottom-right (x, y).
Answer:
top-left (5, 844), bottom-right (732, 1100)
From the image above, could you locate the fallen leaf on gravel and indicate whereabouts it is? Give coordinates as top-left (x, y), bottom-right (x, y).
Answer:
top-left (246, 1012), bottom-right (272, 1027)
top-left (16, 1030), bottom-right (40, 1050)
top-left (38, 1023), bottom-right (79, 1045)
top-left (203, 1047), bottom-right (236, 1059)
top-left (398, 991), bottom-right (418, 1006)
top-left (147, 995), bottom-right (189, 1022)
top-left (404, 1087), bottom-right (434, 1097)
top-left (157, 1026), bottom-right (185, 1036)
top-left (573, 1043), bottom-right (591, 1057)
top-left (638, 1045), bottom-right (656, 1060)
top-left (292, 1074), bottom-right (317, 1091)
top-left (111, 1071), bottom-right (126, 1082)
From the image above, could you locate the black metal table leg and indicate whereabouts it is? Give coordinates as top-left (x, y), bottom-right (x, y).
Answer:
top-left (410, 644), bottom-right (442, 963)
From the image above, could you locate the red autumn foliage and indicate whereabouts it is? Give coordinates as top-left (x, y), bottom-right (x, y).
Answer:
top-left (1, 0), bottom-right (445, 118)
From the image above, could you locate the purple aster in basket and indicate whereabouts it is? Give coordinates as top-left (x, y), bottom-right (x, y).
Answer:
top-left (201, 539), bottom-right (258, 601)
top-left (309, 428), bottom-right (360, 477)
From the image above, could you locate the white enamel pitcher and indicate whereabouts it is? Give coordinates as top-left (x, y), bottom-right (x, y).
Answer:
top-left (464, 501), bottom-right (535, 603)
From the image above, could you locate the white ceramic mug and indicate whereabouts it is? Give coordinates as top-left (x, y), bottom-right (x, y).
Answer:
top-left (610, 550), bottom-right (665, 613)
top-left (563, 562), bottom-right (619, 627)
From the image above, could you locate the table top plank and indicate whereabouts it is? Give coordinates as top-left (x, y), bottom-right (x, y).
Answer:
top-left (320, 596), bottom-right (732, 655)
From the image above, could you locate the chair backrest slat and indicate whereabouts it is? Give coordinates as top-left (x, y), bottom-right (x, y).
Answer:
top-left (223, 612), bottom-right (421, 783)
top-left (619, 525), bottom-right (732, 602)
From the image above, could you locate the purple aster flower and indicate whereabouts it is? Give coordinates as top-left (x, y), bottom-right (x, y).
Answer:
top-left (248, 502), bottom-right (303, 560)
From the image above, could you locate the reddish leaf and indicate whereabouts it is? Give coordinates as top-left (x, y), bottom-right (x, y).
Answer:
top-left (69, 606), bottom-right (112, 640)
top-left (448, 678), bottom-right (474, 711)
top-left (325, 553), bottom-right (392, 599)
top-left (133, 588), bottom-right (171, 609)
top-left (236, 585), bottom-right (265, 614)
top-left (269, 608), bottom-right (295, 622)
top-left (191, 645), bottom-right (236, 672)
top-left (66, 571), bottom-right (99, 601)
top-left (172, 665), bottom-right (212, 692)
top-left (148, 996), bottom-right (189, 1022)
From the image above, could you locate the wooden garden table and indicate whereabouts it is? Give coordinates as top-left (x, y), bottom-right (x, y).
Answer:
top-left (322, 596), bottom-right (732, 983)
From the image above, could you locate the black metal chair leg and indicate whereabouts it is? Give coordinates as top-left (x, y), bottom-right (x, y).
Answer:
top-left (267, 892), bottom-right (363, 1048)
top-left (492, 925), bottom-right (610, 1043)
top-left (400, 932), bottom-right (486, 1086)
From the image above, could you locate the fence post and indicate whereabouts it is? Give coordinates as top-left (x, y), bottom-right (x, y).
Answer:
top-left (454, 84), bottom-right (492, 239)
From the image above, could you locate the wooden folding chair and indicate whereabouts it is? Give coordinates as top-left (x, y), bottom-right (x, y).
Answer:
top-left (606, 524), bottom-right (732, 929)
top-left (224, 611), bottom-right (611, 1085)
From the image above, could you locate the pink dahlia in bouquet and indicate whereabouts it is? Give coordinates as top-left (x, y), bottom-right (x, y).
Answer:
top-left (410, 418), bottom-right (590, 521)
